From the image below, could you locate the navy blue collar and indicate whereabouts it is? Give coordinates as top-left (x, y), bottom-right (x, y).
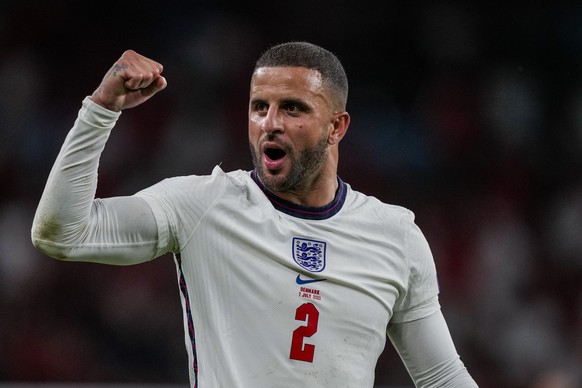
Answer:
top-left (250, 170), bottom-right (347, 220)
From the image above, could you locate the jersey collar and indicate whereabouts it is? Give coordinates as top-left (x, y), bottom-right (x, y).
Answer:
top-left (250, 170), bottom-right (347, 220)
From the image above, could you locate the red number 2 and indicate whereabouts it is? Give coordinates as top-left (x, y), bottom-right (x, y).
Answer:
top-left (289, 302), bottom-right (319, 362)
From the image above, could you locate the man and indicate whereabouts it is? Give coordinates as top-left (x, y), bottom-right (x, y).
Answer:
top-left (32, 42), bottom-right (478, 387)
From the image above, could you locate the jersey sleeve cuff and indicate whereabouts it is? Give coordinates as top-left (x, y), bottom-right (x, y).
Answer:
top-left (78, 96), bottom-right (122, 128)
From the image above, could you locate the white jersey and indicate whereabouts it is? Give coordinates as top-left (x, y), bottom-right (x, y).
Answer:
top-left (32, 98), bottom-right (478, 388)
top-left (136, 167), bottom-right (439, 387)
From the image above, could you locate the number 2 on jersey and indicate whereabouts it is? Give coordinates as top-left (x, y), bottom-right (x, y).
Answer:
top-left (289, 302), bottom-right (319, 362)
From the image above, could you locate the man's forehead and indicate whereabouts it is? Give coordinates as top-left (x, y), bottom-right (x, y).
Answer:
top-left (251, 67), bottom-right (324, 95)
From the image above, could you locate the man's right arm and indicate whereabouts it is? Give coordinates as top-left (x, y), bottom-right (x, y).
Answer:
top-left (31, 50), bottom-right (168, 265)
top-left (31, 97), bottom-right (161, 265)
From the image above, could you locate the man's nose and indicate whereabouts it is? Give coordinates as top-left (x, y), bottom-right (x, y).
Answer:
top-left (262, 108), bottom-right (284, 134)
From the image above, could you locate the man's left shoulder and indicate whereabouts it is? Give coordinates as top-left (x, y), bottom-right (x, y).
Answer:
top-left (347, 187), bottom-right (415, 220)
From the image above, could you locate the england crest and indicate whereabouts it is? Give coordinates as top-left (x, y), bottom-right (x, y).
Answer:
top-left (293, 237), bottom-right (326, 272)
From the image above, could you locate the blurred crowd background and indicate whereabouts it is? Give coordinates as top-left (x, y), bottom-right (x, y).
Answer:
top-left (1, 1), bottom-right (581, 387)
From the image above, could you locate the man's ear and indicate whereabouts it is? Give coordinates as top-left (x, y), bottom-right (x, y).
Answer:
top-left (328, 112), bottom-right (350, 145)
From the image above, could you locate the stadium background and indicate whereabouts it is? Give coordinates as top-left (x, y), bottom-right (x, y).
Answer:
top-left (1, 1), bottom-right (581, 387)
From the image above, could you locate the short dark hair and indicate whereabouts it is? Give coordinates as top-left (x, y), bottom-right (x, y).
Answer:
top-left (254, 41), bottom-right (348, 110)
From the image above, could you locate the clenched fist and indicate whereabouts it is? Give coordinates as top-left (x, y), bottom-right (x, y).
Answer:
top-left (90, 50), bottom-right (167, 112)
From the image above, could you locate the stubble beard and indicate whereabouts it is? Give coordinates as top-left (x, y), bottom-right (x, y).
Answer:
top-left (250, 134), bottom-right (329, 193)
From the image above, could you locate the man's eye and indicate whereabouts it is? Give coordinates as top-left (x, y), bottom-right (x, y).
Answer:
top-left (284, 103), bottom-right (302, 112)
top-left (255, 102), bottom-right (268, 112)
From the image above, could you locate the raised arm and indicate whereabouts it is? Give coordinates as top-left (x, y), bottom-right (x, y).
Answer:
top-left (31, 51), bottom-right (168, 265)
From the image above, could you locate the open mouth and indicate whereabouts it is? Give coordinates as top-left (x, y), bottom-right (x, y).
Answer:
top-left (265, 148), bottom-right (286, 161)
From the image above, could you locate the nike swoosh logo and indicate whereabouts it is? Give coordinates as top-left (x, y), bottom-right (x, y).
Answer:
top-left (296, 274), bottom-right (327, 285)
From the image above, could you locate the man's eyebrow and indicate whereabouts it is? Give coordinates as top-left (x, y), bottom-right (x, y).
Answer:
top-left (280, 97), bottom-right (303, 104)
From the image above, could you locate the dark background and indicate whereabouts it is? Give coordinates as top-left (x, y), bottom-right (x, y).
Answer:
top-left (1, 1), bottom-right (581, 387)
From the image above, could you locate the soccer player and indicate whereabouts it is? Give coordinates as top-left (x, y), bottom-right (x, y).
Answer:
top-left (32, 42), bottom-right (478, 387)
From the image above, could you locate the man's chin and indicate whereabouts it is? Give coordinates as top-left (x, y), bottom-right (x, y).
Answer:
top-left (259, 171), bottom-right (288, 192)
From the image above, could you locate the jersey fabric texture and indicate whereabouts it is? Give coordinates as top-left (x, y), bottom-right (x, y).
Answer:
top-left (32, 97), bottom-right (478, 388)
